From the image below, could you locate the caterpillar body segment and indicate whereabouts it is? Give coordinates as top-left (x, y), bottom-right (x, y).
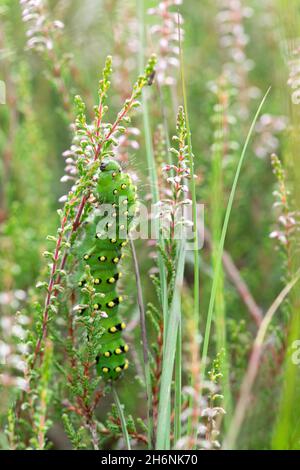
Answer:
top-left (75, 158), bottom-right (137, 380)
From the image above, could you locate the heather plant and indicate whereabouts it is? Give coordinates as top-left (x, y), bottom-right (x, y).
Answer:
top-left (8, 55), bottom-right (157, 450)
top-left (20, 0), bottom-right (74, 119)
top-left (148, 0), bottom-right (183, 88)
top-left (0, 4), bottom-right (56, 433)
top-left (1, 0), bottom-right (300, 453)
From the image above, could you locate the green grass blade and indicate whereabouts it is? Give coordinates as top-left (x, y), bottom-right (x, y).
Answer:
top-left (210, 96), bottom-right (232, 428)
top-left (137, 0), bottom-right (168, 315)
top-left (130, 238), bottom-right (154, 449)
top-left (178, 13), bottom-right (200, 442)
top-left (112, 386), bottom-right (131, 450)
top-left (174, 321), bottom-right (182, 446)
top-left (179, 15), bottom-right (199, 331)
top-left (138, 0), bottom-right (169, 448)
top-left (201, 87), bottom-right (271, 378)
top-left (156, 241), bottom-right (186, 449)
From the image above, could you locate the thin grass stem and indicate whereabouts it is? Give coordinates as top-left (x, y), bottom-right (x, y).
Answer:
top-left (138, 0), bottom-right (169, 449)
top-left (130, 238), bottom-right (154, 448)
top-left (211, 92), bottom-right (232, 427)
top-left (201, 87), bottom-right (271, 379)
top-left (156, 241), bottom-right (186, 449)
top-left (112, 386), bottom-right (131, 451)
top-left (178, 14), bottom-right (200, 442)
top-left (174, 321), bottom-right (182, 446)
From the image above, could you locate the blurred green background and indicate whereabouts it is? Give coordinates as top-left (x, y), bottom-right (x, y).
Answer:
top-left (0, 0), bottom-right (298, 449)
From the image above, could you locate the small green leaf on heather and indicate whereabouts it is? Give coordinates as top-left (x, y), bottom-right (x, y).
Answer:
top-left (36, 281), bottom-right (48, 290)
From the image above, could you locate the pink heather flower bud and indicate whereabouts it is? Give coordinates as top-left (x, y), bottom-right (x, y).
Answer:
top-left (53, 20), bottom-right (64, 29)
top-left (148, 1), bottom-right (184, 86)
top-left (60, 175), bottom-right (73, 183)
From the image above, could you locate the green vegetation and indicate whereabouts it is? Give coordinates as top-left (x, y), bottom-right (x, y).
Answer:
top-left (0, 0), bottom-right (300, 450)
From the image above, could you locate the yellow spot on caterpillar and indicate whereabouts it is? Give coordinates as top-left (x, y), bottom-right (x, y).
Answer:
top-left (99, 256), bottom-right (106, 262)
top-left (96, 232), bottom-right (102, 239)
top-left (112, 203), bottom-right (117, 208)
top-left (124, 344), bottom-right (129, 352)
top-left (78, 281), bottom-right (83, 287)
top-left (102, 367), bottom-right (109, 373)
top-left (121, 241), bottom-right (128, 247)
top-left (83, 254), bottom-right (89, 260)
top-left (93, 304), bottom-right (99, 310)
top-left (121, 254), bottom-right (125, 259)
top-left (112, 212), bottom-right (117, 218)
top-left (110, 238), bottom-right (117, 244)
top-left (104, 351), bottom-right (111, 358)
top-left (113, 189), bottom-right (118, 195)
top-left (107, 222), bottom-right (113, 228)
top-left (121, 322), bottom-right (126, 330)
top-left (119, 272), bottom-right (123, 278)
top-left (108, 301), bottom-right (115, 308)
top-left (124, 211), bottom-right (129, 216)
top-left (115, 348), bottom-right (122, 355)
top-left (109, 326), bottom-right (117, 333)
top-left (108, 277), bottom-right (115, 284)
top-left (124, 360), bottom-right (129, 370)
top-left (113, 257), bottom-right (120, 264)
top-left (122, 199), bottom-right (128, 206)
top-left (94, 279), bottom-right (100, 285)
top-left (112, 172), bottom-right (117, 177)
top-left (115, 366), bottom-right (122, 373)
top-left (120, 224), bottom-right (125, 230)
top-left (121, 183), bottom-right (127, 190)
top-left (119, 296), bottom-right (124, 303)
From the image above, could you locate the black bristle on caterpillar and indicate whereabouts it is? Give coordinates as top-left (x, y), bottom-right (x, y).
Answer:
top-left (74, 158), bottom-right (137, 380)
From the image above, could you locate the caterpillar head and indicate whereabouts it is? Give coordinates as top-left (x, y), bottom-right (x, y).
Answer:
top-left (100, 158), bottom-right (121, 174)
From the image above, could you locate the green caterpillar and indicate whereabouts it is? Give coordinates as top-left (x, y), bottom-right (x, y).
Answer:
top-left (75, 158), bottom-right (137, 380)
